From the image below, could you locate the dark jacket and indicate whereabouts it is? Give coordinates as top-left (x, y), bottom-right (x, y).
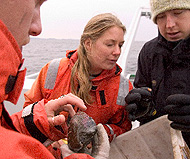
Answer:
top-left (134, 33), bottom-right (190, 146)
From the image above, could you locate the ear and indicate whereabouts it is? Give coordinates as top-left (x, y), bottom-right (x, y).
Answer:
top-left (84, 38), bottom-right (92, 52)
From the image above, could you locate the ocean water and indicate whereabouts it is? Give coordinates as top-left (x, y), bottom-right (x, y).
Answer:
top-left (22, 38), bottom-right (146, 76)
top-left (22, 38), bottom-right (80, 75)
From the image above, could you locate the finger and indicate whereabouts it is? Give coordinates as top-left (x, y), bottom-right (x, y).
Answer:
top-left (125, 93), bottom-right (141, 104)
top-left (166, 94), bottom-right (190, 105)
top-left (130, 88), bottom-right (152, 96)
top-left (56, 93), bottom-right (86, 111)
top-left (64, 93), bottom-right (86, 110)
top-left (58, 138), bottom-right (67, 145)
top-left (165, 105), bottom-right (190, 115)
top-left (164, 104), bottom-right (178, 114)
top-left (45, 93), bottom-right (86, 117)
top-left (54, 104), bottom-right (73, 116)
top-left (125, 103), bottom-right (137, 113)
top-left (48, 115), bottom-right (66, 126)
top-left (128, 114), bottom-right (136, 121)
top-left (57, 104), bottom-right (76, 117)
top-left (170, 122), bottom-right (190, 132)
top-left (51, 141), bottom-right (61, 150)
top-left (168, 114), bottom-right (190, 124)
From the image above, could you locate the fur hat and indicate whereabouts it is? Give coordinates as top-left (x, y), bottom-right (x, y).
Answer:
top-left (150, 0), bottom-right (190, 23)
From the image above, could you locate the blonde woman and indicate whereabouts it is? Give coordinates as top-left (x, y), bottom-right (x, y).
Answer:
top-left (24, 13), bottom-right (132, 144)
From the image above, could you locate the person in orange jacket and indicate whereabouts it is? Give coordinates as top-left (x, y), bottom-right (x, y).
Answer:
top-left (0, 0), bottom-right (105, 158)
top-left (24, 13), bottom-right (133, 146)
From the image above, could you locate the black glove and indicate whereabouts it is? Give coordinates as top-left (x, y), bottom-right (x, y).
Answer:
top-left (165, 94), bottom-right (190, 132)
top-left (125, 87), bottom-right (156, 121)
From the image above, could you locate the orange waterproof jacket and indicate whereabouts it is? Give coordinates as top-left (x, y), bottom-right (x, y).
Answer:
top-left (24, 50), bottom-right (132, 141)
top-left (0, 20), bottom-right (94, 159)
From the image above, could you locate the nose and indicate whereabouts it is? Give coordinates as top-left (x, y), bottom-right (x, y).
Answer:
top-left (29, 9), bottom-right (42, 36)
top-left (166, 15), bottom-right (175, 28)
top-left (113, 45), bottom-right (121, 55)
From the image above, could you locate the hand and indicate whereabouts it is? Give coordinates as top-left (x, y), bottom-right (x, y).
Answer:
top-left (92, 124), bottom-right (110, 159)
top-left (125, 87), bottom-right (156, 121)
top-left (45, 93), bottom-right (87, 127)
top-left (59, 124), bottom-right (110, 159)
top-left (165, 94), bottom-right (190, 132)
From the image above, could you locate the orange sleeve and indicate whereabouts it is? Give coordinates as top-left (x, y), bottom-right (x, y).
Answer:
top-left (11, 99), bottom-right (67, 142)
top-left (0, 126), bottom-right (55, 159)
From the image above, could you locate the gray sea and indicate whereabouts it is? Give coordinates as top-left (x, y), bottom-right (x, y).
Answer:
top-left (22, 38), bottom-right (146, 76)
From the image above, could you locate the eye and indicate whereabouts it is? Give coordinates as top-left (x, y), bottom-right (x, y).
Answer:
top-left (106, 43), bottom-right (114, 47)
top-left (157, 14), bottom-right (165, 19)
top-left (119, 42), bottom-right (124, 48)
top-left (36, 0), bottom-right (46, 6)
top-left (173, 10), bottom-right (183, 15)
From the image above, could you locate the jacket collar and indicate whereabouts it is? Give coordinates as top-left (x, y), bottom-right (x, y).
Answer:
top-left (0, 20), bottom-right (26, 104)
top-left (157, 31), bottom-right (190, 51)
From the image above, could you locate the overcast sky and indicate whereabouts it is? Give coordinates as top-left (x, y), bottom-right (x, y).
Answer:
top-left (38, 0), bottom-right (158, 41)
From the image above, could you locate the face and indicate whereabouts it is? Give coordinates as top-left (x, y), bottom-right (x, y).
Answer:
top-left (85, 26), bottom-right (125, 75)
top-left (156, 9), bottom-right (190, 41)
top-left (0, 0), bottom-right (46, 50)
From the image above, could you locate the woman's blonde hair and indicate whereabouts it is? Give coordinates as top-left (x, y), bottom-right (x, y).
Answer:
top-left (71, 13), bottom-right (126, 104)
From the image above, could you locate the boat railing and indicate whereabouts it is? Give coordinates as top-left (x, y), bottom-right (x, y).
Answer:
top-left (24, 72), bottom-right (39, 90)
top-left (117, 7), bottom-right (151, 78)
top-left (25, 72), bottom-right (39, 79)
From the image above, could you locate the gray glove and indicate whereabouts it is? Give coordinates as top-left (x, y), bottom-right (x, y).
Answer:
top-left (125, 87), bottom-right (156, 121)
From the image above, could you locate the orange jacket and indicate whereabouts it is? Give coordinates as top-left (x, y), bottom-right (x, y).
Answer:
top-left (24, 50), bottom-right (133, 141)
top-left (0, 20), bottom-right (94, 159)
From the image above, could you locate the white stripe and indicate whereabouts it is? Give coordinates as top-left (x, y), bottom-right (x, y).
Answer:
top-left (22, 104), bottom-right (33, 117)
top-left (106, 124), bottom-right (114, 135)
top-left (117, 74), bottom-right (129, 106)
top-left (44, 58), bottom-right (62, 89)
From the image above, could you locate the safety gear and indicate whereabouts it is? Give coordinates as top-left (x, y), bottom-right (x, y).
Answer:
top-left (150, 0), bottom-right (190, 23)
top-left (24, 50), bottom-right (132, 142)
top-left (60, 124), bottom-right (110, 159)
top-left (0, 21), bottom-right (26, 105)
top-left (0, 20), bottom-right (55, 159)
top-left (165, 94), bottom-right (190, 132)
top-left (125, 87), bottom-right (156, 121)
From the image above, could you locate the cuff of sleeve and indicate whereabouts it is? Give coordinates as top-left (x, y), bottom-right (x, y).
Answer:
top-left (104, 124), bottom-right (116, 142)
top-left (22, 99), bottom-right (67, 142)
top-left (22, 101), bottom-right (48, 143)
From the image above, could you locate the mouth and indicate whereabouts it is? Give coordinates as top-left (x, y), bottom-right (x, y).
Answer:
top-left (167, 31), bottom-right (181, 39)
top-left (109, 59), bottom-right (118, 64)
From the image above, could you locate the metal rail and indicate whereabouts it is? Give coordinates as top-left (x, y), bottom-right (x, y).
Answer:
top-left (117, 7), bottom-right (151, 78)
